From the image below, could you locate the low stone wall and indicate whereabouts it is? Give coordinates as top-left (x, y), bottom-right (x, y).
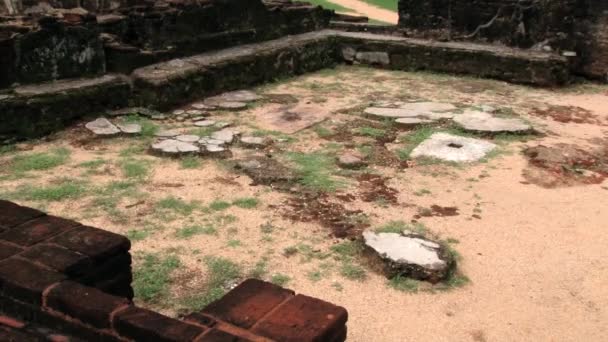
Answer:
top-left (0, 200), bottom-right (349, 341)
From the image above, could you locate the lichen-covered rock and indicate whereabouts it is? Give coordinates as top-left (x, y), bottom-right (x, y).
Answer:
top-left (363, 230), bottom-right (455, 283)
top-left (85, 118), bottom-right (120, 136)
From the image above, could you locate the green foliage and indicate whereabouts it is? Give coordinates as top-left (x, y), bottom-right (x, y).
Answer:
top-left (270, 273), bottom-right (291, 287)
top-left (119, 159), bottom-right (150, 179)
top-left (175, 225), bottom-right (217, 239)
top-left (77, 159), bottom-right (106, 170)
top-left (288, 152), bottom-right (344, 192)
top-left (376, 220), bottom-right (427, 235)
top-left (180, 156), bottom-right (201, 169)
top-left (232, 197), bottom-right (260, 209)
top-left (156, 197), bottom-right (199, 216)
top-left (133, 253), bottom-right (181, 303)
top-left (330, 241), bottom-right (364, 259)
top-left (11, 181), bottom-right (88, 202)
top-left (397, 127), bottom-right (435, 160)
top-left (248, 257), bottom-right (269, 279)
top-left (11, 148), bottom-right (70, 173)
top-left (389, 276), bottom-right (420, 293)
top-left (354, 126), bottom-right (386, 138)
top-left (227, 239), bottom-right (242, 248)
top-left (209, 200), bottom-right (231, 211)
top-left (340, 262), bottom-right (367, 281)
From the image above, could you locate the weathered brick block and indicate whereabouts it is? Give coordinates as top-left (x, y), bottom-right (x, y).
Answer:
top-left (0, 216), bottom-right (79, 247)
top-left (19, 244), bottom-right (92, 277)
top-left (0, 200), bottom-right (45, 230)
top-left (0, 241), bottom-right (23, 261)
top-left (196, 327), bottom-right (253, 342)
top-left (0, 325), bottom-right (36, 341)
top-left (0, 258), bottom-right (65, 305)
top-left (202, 279), bottom-right (294, 329)
top-left (183, 312), bottom-right (217, 329)
top-left (251, 294), bottom-right (348, 342)
top-left (114, 306), bottom-right (205, 342)
top-left (46, 281), bottom-right (129, 329)
top-left (49, 226), bottom-right (130, 261)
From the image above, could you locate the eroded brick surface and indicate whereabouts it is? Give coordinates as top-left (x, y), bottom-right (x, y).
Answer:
top-left (0, 258), bottom-right (65, 305)
top-left (20, 244), bottom-right (92, 276)
top-left (0, 241), bottom-right (23, 261)
top-left (0, 216), bottom-right (79, 247)
top-left (50, 226), bottom-right (130, 261)
top-left (0, 200), bottom-right (45, 230)
top-left (203, 279), bottom-right (294, 329)
top-left (251, 294), bottom-right (348, 342)
top-left (196, 328), bottom-right (253, 342)
top-left (46, 281), bottom-right (129, 329)
top-left (115, 306), bottom-right (205, 341)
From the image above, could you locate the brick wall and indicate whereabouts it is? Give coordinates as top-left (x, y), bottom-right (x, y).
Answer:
top-left (0, 200), bottom-right (348, 341)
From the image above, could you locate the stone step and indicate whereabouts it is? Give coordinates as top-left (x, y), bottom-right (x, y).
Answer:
top-left (0, 74), bottom-right (130, 140)
top-left (132, 29), bottom-right (569, 109)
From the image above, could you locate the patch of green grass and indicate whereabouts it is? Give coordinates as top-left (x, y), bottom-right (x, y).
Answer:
top-left (10, 181), bottom-right (88, 202)
top-left (331, 241), bottom-right (364, 259)
top-left (0, 144), bottom-right (16, 155)
top-left (180, 156), bottom-right (202, 169)
top-left (295, 243), bottom-right (331, 262)
top-left (332, 282), bottom-right (344, 291)
top-left (232, 197), bottom-right (259, 209)
top-left (77, 159), bottom-right (106, 170)
top-left (175, 225), bottom-right (217, 239)
top-left (361, 0), bottom-right (398, 11)
top-left (180, 256), bottom-right (241, 311)
top-left (340, 262), bottom-right (367, 281)
top-left (227, 239), bottom-right (242, 248)
top-left (127, 229), bottom-right (153, 242)
top-left (248, 257), bottom-right (269, 279)
top-left (121, 115), bottom-right (159, 137)
top-left (305, 0), bottom-right (350, 12)
top-left (119, 144), bottom-right (147, 157)
top-left (376, 220), bottom-right (428, 235)
top-left (313, 125), bottom-right (333, 138)
top-left (209, 200), bottom-right (231, 211)
top-left (133, 253), bottom-right (181, 303)
top-left (414, 188), bottom-right (432, 196)
top-left (397, 126), bottom-right (436, 160)
top-left (288, 152), bottom-right (344, 192)
top-left (270, 273), bottom-right (291, 287)
top-left (156, 197), bottom-right (200, 216)
top-left (119, 159), bottom-right (150, 179)
top-left (307, 270), bottom-right (324, 282)
top-left (389, 276), bottom-right (420, 293)
top-left (354, 126), bottom-right (386, 138)
top-left (260, 222), bottom-right (275, 234)
top-left (10, 147), bottom-right (70, 173)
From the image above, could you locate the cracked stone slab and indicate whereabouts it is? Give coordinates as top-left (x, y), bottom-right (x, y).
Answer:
top-left (364, 102), bottom-right (457, 120)
top-left (85, 118), bottom-right (120, 136)
top-left (363, 230), bottom-right (454, 283)
top-left (253, 103), bottom-right (331, 134)
top-left (194, 120), bottom-right (217, 127)
top-left (154, 129), bottom-right (182, 138)
top-left (454, 110), bottom-right (532, 134)
top-left (395, 117), bottom-right (432, 127)
top-left (211, 129), bottom-right (240, 144)
top-left (151, 139), bottom-right (200, 155)
top-left (410, 133), bottom-right (496, 162)
top-left (176, 135), bottom-right (200, 143)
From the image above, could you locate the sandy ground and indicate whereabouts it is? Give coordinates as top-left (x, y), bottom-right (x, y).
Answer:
top-left (329, 0), bottom-right (398, 24)
top-left (1, 67), bottom-right (607, 341)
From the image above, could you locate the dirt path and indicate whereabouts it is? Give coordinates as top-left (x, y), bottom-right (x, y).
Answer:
top-left (330, 0), bottom-right (398, 24)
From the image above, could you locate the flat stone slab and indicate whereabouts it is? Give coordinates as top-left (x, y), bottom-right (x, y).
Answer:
top-left (253, 103), bottom-right (331, 134)
top-left (116, 123), bottom-right (142, 135)
top-left (363, 230), bottom-right (454, 283)
top-left (410, 133), bottom-right (496, 162)
top-left (85, 118), bottom-right (120, 136)
top-left (454, 110), bottom-right (532, 134)
top-left (176, 135), bottom-right (200, 143)
top-left (236, 157), bottom-right (299, 186)
top-left (364, 102), bottom-right (457, 120)
top-left (211, 129), bottom-right (239, 144)
top-left (154, 129), bottom-right (182, 138)
top-left (194, 120), bottom-right (217, 127)
top-left (337, 152), bottom-right (366, 169)
top-left (217, 101), bottom-right (248, 110)
top-left (151, 139), bottom-right (200, 155)
top-left (395, 117), bottom-right (432, 127)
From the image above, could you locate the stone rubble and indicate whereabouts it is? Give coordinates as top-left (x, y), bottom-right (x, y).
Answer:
top-left (363, 230), bottom-right (455, 283)
top-left (116, 123), bottom-right (142, 135)
top-left (85, 118), bottom-right (121, 136)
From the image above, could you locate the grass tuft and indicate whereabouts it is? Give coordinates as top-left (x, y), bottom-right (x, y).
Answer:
top-left (11, 147), bottom-right (70, 173)
top-left (133, 253), bottom-right (181, 303)
top-left (288, 152), bottom-right (344, 192)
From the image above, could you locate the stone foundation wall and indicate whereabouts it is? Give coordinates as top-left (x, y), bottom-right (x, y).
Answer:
top-left (0, 200), bottom-right (349, 341)
top-left (397, 0), bottom-right (608, 79)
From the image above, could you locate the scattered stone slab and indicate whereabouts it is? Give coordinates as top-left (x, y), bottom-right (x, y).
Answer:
top-left (217, 101), bottom-right (248, 110)
top-left (187, 109), bottom-right (205, 116)
top-left (173, 109), bottom-right (186, 115)
top-left (214, 122), bottom-right (231, 129)
top-left (240, 136), bottom-right (267, 149)
top-left (363, 230), bottom-right (455, 283)
top-left (395, 118), bottom-right (432, 127)
top-left (337, 152), bottom-right (367, 169)
top-left (202, 144), bottom-right (232, 158)
top-left (364, 102), bottom-right (457, 120)
top-left (176, 135), bottom-right (200, 143)
top-left (191, 102), bottom-right (216, 110)
top-left (211, 129), bottom-right (239, 144)
top-left (194, 120), bottom-right (216, 127)
top-left (199, 137), bottom-right (225, 145)
top-left (254, 103), bottom-right (331, 134)
top-left (116, 123), bottom-right (142, 135)
top-left (151, 139), bottom-right (200, 155)
top-left (454, 110), bottom-right (532, 134)
top-left (154, 129), bottom-right (181, 138)
top-left (217, 90), bottom-right (262, 102)
top-left (85, 118), bottom-right (120, 136)
top-left (236, 157), bottom-right (299, 186)
top-left (410, 133), bottom-right (496, 162)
